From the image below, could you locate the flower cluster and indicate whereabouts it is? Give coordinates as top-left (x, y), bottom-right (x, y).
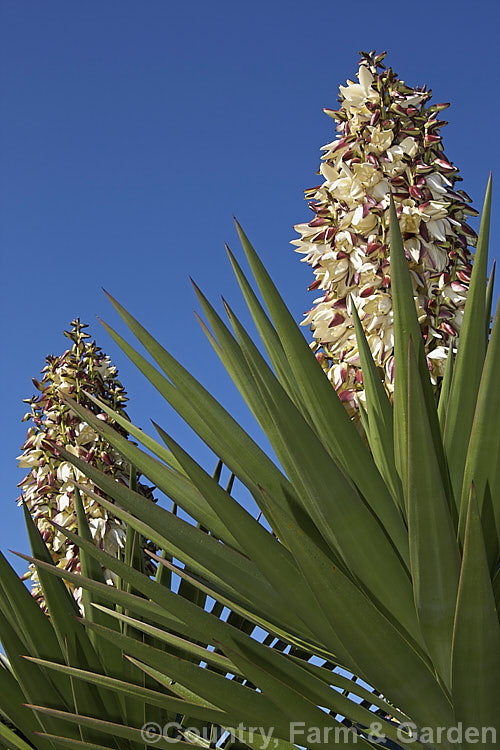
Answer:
top-left (292, 51), bottom-right (478, 419)
top-left (17, 319), bottom-right (156, 610)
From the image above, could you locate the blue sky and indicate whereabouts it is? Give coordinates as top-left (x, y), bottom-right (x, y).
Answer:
top-left (1, 0), bottom-right (499, 573)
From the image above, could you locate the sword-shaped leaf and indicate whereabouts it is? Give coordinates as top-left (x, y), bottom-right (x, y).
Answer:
top-left (444, 176), bottom-right (492, 505)
top-left (224, 300), bottom-right (418, 641)
top-left (485, 260), bottom-right (496, 341)
top-left (390, 198), bottom-right (451, 514)
top-left (219, 632), bottom-right (416, 748)
top-left (224, 247), bottom-right (308, 414)
top-left (157, 428), bottom-right (334, 642)
top-left (83, 390), bottom-right (186, 475)
top-left (451, 485), bottom-right (500, 735)
top-left (69, 620), bottom-right (292, 732)
top-left (0, 722), bottom-right (36, 750)
top-left (406, 339), bottom-right (460, 687)
top-left (12, 552), bottom-right (197, 639)
top-left (20, 506), bottom-right (126, 740)
top-left (459, 295), bottom-right (500, 568)
top-left (437, 339), bottom-right (455, 432)
top-left (89, 606), bottom-right (241, 674)
top-left (29, 708), bottom-right (202, 750)
top-left (100, 295), bottom-right (296, 504)
top-left (0, 610), bottom-right (80, 745)
top-left (148, 551), bottom-right (338, 661)
top-left (25, 657), bottom-right (225, 724)
top-left (49, 514), bottom-right (294, 637)
top-left (255, 490), bottom-right (454, 731)
top-left (0, 551), bottom-right (71, 702)
top-left (351, 300), bottom-right (404, 512)
top-left (58, 400), bottom-right (241, 550)
top-left (0, 645), bottom-right (56, 750)
top-left (234, 220), bottom-right (409, 555)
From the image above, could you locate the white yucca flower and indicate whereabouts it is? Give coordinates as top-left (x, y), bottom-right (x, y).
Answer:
top-left (17, 319), bottom-right (156, 610)
top-left (292, 50), bottom-right (478, 420)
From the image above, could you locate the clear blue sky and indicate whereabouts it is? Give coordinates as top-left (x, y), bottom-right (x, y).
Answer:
top-left (1, 0), bottom-right (499, 573)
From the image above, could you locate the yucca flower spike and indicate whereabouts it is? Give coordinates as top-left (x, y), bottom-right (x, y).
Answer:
top-left (16, 319), bottom-right (156, 610)
top-left (292, 50), bottom-right (479, 420)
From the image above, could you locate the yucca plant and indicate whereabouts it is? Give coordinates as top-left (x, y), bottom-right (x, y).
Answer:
top-left (1, 55), bottom-right (499, 750)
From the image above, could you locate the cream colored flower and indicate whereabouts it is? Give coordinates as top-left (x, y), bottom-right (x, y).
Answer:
top-left (339, 65), bottom-right (378, 110)
top-left (368, 127), bottom-right (394, 154)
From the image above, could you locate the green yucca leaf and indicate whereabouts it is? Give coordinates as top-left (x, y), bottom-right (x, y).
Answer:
top-left (17, 544), bottom-right (364, 732)
top-left (190, 287), bottom-right (333, 556)
top-left (253, 492), bottom-right (454, 730)
top-left (16, 534), bottom-right (306, 659)
top-left (234, 221), bottom-right (409, 557)
top-left (351, 301), bottom-right (403, 510)
top-left (71, 620), bottom-right (290, 731)
top-left (73, 488), bottom-right (123, 643)
top-left (58, 406), bottom-right (339, 639)
top-left (73, 490), bottom-right (145, 740)
top-left (123, 656), bottom-right (220, 709)
top-left (220, 638), bottom-right (366, 748)
top-left (296, 658), bottom-right (410, 724)
top-left (74, 487), bottom-right (108, 593)
top-left (29, 707), bottom-right (200, 750)
top-left (89, 605), bottom-right (241, 674)
top-left (98, 309), bottom-right (323, 553)
top-left (99, 296), bottom-right (296, 505)
top-left (83, 390), bottom-right (186, 475)
top-left (61, 510), bottom-right (325, 655)
top-left (156, 428), bottom-right (331, 640)
top-left (188, 307), bottom-right (333, 559)
top-left (148, 551), bottom-right (334, 660)
top-left (357, 399), bottom-right (370, 439)
top-left (406, 339), bottom-right (460, 688)
top-left (191, 283), bottom-right (277, 440)
top-left (451, 486), bottom-right (500, 736)
top-left (24, 657), bottom-right (225, 724)
top-left (459, 295), bottom-right (500, 567)
top-left (220, 632), bottom-right (414, 748)
top-left (0, 657), bottom-right (55, 750)
top-left (444, 176), bottom-right (493, 506)
top-left (224, 247), bottom-right (307, 414)
top-left (485, 259), bottom-right (496, 340)
top-left (20, 506), bottom-right (128, 745)
top-left (21, 504), bottom-right (80, 640)
top-left (191, 277), bottom-right (304, 432)
top-left (0, 610), bottom-right (79, 744)
top-left (493, 567), bottom-right (500, 616)
top-left (49, 512), bottom-right (286, 635)
top-left (389, 199), bottom-right (451, 517)
top-left (58, 400), bottom-right (241, 551)
top-left (0, 722), bottom-right (35, 750)
top-left (437, 339), bottom-right (455, 432)
top-left (100, 299), bottom-right (351, 572)
top-left (12, 550), bottom-right (189, 636)
top-left (0, 552), bottom-right (71, 705)
top-left (223, 297), bottom-right (416, 635)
